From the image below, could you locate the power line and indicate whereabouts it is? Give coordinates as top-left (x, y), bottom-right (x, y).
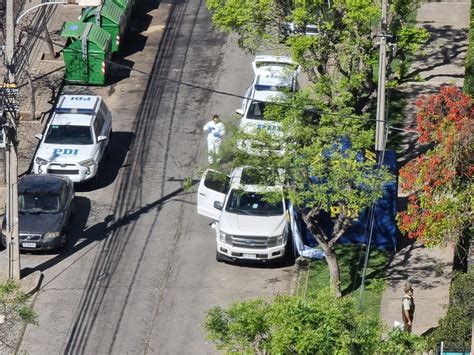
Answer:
top-left (9, 28), bottom-right (426, 138)
top-left (12, 31), bottom-right (408, 126)
top-left (357, 124), bottom-right (391, 310)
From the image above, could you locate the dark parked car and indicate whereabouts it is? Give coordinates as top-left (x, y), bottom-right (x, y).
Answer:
top-left (1, 174), bottom-right (75, 251)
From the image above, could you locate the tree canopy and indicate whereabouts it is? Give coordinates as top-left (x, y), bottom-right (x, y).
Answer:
top-left (220, 92), bottom-right (394, 297)
top-left (205, 289), bottom-right (427, 354)
top-left (207, 0), bottom-right (418, 297)
top-left (206, 0), bottom-right (428, 113)
top-left (427, 269), bottom-right (474, 351)
top-left (397, 86), bottom-right (474, 247)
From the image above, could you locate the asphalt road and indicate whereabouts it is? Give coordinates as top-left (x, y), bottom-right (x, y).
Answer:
top-left (12, 0), bottom-right (294, 353)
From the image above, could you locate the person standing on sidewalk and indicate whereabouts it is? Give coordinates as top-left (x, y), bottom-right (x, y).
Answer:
top-left (203, 114), bottom-right (225, 164)
top-left (401, 283), bottom-right (415, 332)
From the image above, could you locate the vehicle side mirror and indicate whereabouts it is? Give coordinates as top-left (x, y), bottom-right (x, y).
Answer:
top-left (35, 134), bottom-right (43, 140)
top-left (97, 135), bottom-right (107, 142)
top-left (235, 109), bottom-right (244, 116)
top-left (213, 201), bottom-right (223, 210)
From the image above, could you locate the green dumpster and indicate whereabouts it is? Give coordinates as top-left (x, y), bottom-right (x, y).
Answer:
top-left (79, 2), bottom-right (126, 53)
top-left (106, 0), bottom-right (133, 28)
top-left (61, 21), bottom-right (112, 85)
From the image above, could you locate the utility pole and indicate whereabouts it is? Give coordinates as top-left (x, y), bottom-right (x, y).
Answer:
top-left (359, 0), bottom-right (389, 310)
top-left (42, 20), bottom-right (57, 60)
top-left (4, 111), bottom-right (20, 280)
top-left (375, 0), bottom-right (388, 151)
top-left (3, 0), bottom-right (20, 280)
top-left (2, 0), bottom-right (103, 281)
top-left (5, 0), bottom-right (15, 83)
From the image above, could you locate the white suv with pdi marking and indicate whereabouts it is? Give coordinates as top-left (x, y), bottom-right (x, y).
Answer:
top-left (237, 55), bottom-right (300, 132)
top-left (236, 55), bottom-right (300, 154)
top-left (33, 95), bottom-right (112, 185)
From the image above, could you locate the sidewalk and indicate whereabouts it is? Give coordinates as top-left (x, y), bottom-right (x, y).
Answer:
top-left (1, 3), bottom-right (81, 179)
top-left (0, 3), bottom-right (82, 283)
top-left (15, 4), bottom-right (81, 176)
top-left (380, 0), bottom-right (470, 335)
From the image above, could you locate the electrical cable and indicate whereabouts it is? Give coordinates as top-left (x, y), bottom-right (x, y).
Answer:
top-left (357, 124), bottom-right (391, 310)
top-left (5, 30), bottom-right (418, 128)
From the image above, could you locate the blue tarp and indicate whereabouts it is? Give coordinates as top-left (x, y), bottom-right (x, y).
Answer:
top-left (291, 150), bottom-right (398, 258)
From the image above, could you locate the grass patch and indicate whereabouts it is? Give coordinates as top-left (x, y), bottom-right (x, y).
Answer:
top-left (296, 244), bottom-right (389, 318)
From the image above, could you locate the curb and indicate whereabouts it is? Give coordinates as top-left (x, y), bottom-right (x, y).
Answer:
top-left (290, 257), bottom-right (311, 296)
top-left (19, 271), bottom-right (43, 295)
top-left (0, 270), bottom-right (43, 296)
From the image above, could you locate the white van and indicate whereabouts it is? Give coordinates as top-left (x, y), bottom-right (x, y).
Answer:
top-left (33, 95), bottom-right (112, 185)
top-left (197, 167), bottom-right (290, 262)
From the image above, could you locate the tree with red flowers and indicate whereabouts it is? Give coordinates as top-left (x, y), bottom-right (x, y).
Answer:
top-left (398, 86), bottom-right (474, 246)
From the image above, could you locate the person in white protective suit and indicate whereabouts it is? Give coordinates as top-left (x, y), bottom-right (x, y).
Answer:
top-left (203, 114), bottom-right (225, 163)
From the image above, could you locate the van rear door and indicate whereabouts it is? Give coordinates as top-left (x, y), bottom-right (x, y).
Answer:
top-left (197, 170), bottom-right (230, 220)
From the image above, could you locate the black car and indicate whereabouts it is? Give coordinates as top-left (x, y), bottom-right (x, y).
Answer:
top-left (1, 174), bottom-right (75, 251)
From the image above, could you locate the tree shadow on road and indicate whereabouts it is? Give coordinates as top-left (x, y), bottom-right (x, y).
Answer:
top-left (400, 25), bottom-right (468, 83)
top-left (384, 243), bottom-right (452, 291)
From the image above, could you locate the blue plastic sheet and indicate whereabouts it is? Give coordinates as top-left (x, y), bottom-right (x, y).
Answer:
top-left (290, 150), bottom-right (398, 259)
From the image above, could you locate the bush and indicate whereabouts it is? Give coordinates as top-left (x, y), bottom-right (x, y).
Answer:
top-left (428, 269), bottom-right (473, 351)
top-left (205, 289), bottom-right (428, 354)
top-left (0, 280), bottom-right (38, 351)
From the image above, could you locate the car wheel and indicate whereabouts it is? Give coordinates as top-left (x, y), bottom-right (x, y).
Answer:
top-left (89, 169), bottom-right (100, 189)
top-left (59, 235), bottom-right (67, 250)
top-left (282, 234), bottom-right (296, 266)
top-left (70, 203), bottom-right (75, 221)
top-left (106, 130), bottom-right (113, 159)
top-left (216, 250), bottom-right (224, 263)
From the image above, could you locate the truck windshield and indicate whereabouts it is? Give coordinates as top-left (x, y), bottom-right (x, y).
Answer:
top-left (225, 190), bottom-right (283, 216)
top-left (44, 125), bottom-right (93, 145)
top-left (19, 193), bottom-right (60, 213)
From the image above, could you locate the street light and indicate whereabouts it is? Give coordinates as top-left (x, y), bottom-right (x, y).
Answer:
top-left (16, 0), bottom-right (104, 25)
top-left (15, 0), bottom-right (103, 60)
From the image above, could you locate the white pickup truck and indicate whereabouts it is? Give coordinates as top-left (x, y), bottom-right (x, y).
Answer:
top-left (197, 167), bottom-right (290, 262)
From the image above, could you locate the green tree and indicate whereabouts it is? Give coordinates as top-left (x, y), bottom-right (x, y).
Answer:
top-left (0, 279), bottom-right (38, 351)
top-left (205, 289), bottom-right (427, 353)
top-left (221, 93), bottom-right (394, 298)
top-left (428, 269), bottom-right (473, 351)
top-left (206, 0), bottom-right (428, 113)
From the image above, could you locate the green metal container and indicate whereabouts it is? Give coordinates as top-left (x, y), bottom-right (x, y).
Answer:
top-left (61, 21), bottom-right (112, 85)
top-left (79, 3), bottom-right (125, 53)
top-left (107, 0), bottom-right (133, 28)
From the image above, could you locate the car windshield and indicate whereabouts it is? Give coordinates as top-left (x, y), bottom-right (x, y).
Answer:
top-left (19, 193), bottom-right (61, 213)
top-left (247, 101), bottom-right (268, 120)
top-left (225, 190), bottom-right (283, 216)
top-left (44, 125), bottom-right (93, 145)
